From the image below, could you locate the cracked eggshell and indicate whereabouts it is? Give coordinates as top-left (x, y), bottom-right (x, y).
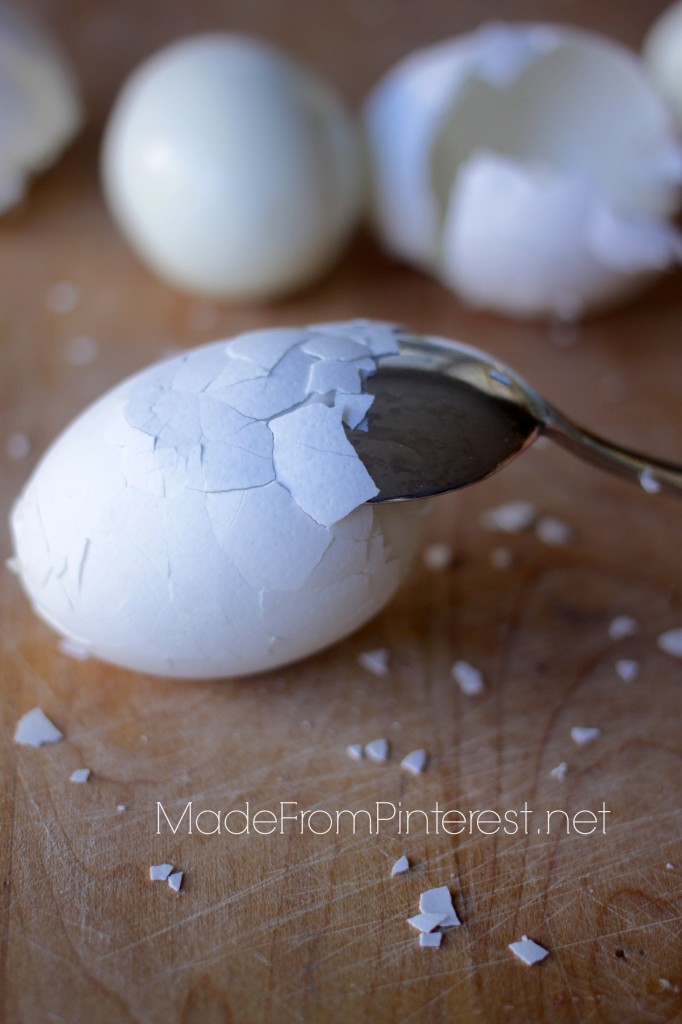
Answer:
top-left (101, 34), bottom-right (364, 301)
top-left (364, 22), bottom-right (682, 320)
top-left (0, 3), bottom-right (82, 212)
top-left (643, 2), bottom-right (682, 130)
top-left (9, 321), bottom-right (428, 679)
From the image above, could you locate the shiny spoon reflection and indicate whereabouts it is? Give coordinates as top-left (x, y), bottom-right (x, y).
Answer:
top-left (346, 332), bottom-right (682, 502)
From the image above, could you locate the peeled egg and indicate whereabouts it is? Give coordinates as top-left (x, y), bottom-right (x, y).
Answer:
top-left (101, 34), bottom-right (364, 301)
top-left (643, 1), bottom-right (682, 130)
top-left (10, 321), bottom-right (429, 679)
top-left (0, 3), bottom-right (82, 213)
top-left (364, 22), bottom-right (682, 320)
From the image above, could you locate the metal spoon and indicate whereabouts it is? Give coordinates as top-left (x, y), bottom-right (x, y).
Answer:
top-left (346, 331), bottom-right (682, 502)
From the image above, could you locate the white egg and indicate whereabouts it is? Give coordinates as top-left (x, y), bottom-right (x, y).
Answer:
top-left (363, 22), bottom-right (682, 320)
top-left (0, 4), bottom-right (82, 213)
top-left (10, 321), bottom-right (429, 679)
top-left (643, 1), bottom-right (682, 130)
top-left (101, 34), bottom-right (364, 301)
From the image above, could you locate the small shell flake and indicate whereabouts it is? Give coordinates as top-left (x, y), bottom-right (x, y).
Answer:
top-left (167, 871), bottom-right (184, 893)
top-left (509, 935), bottom-right (549, 965)
top-left (658, 628), bottom-right (682, 658)
top-left (401, 749), bottom-right (427, 774)
top-left (365, 738), bottom-right (389, 762)
top-left (407, 912), bottom-right (446, 933)
top-left (14, 708), bottom-right (63, 747)
top-left (419, 886), bottom-right (460, 928)
top-left (570, 726), bottom-right (601, 746)
top-left (452, 660), bottom-right (485, 696)
top-left (615, 659), bottom-right (639, 683)
top-left (535, 515), bottom-right (574, 547)
top-left (358, 648), bottom-right (390, 676)
top-left (480, 501), bottom-right (536, 534)
top-left (639, 468), bottom-right (661, 494)
top-left (609, 615), bottom-right (638, 640)
top-left (391, 855), bottom-right (410, 876)
top-left (422, 543), bottom-right (453, 571)
top-left (149, 863), bottom-right (173, 881)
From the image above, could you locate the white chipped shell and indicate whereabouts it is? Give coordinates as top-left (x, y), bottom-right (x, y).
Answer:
top-left (0, 4), bottom-right (81, 213)
top-left (363, 22), bottom-right (682, 320)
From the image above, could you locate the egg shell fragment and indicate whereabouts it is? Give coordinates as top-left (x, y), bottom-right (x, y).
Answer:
top-left (149, 864), bottom-right (173, 881)
top-left (9, 322), bottom-right (429, 679)
top-left (609, 615), bottom-right (638, 640)
top-left (615, 659), bottom-right (639, 683)
top-left (365, 738), bottom-right (390, 763)
top-left (407, 913), bottom-right (446, 933)
top-left (364, 22), bottom-right (682, 319)
top-left (101, 33), bottom-right (364, 301)
top-left (14, 708), bottom-right (63, 747)
top-left (358, 647), bottom-right (390, 676)
top-left (452, 660), bottom-right (485, 696)
top-left (401, 749), bottom-right (427, 774)
top-left (418, 886), bottom-right (460, 927)
top-left (0, 4), bottom-right (82, 213)
top-left (508, 935), bottom-right (549, 965)
top-left (658, 628), bottom-right (682, 658)
top-left (391, 855), bottom-right (410, 876)
top-left (570, 726), bottom-right (601, 746)
top-left (167, 871), bottom-right (184, 892)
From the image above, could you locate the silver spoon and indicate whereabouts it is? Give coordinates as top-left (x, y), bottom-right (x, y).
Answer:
top-left (346, 331), bottom-right (682, 502)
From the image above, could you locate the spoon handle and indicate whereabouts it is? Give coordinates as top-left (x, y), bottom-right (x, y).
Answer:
top-left (543, 407), bottom-right (682, 497)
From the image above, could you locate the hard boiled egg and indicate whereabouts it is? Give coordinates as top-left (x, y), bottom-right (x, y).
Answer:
top-left (101, 34), bottom-right (364, 301)
top-left (10, 322), bottom-right (429, 679)
top-left (364, 22), bottom-right (682, 320)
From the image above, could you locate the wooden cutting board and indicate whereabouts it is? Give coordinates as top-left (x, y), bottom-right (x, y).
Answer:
top-left (1, 1), bottom-right (680, 1021)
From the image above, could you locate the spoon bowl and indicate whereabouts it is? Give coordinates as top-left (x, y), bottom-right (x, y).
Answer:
top-left (346, 331), bottom-right (682, 501)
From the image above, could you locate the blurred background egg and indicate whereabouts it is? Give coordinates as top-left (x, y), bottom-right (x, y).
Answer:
top-left (0, 2), bottom-right (81, 213)
top-left (101, 33), bottom-right (365, 302)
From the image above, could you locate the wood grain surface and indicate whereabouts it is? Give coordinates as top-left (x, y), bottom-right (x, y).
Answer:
top-left (1, 1), bottom-right (681, 1022)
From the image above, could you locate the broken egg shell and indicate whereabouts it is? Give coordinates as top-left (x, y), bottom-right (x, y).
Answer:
top-left (643, 2), bottom-right (682, 131)
top-left (0, 3), bottom-right (82, 213)
top-left (363, 22), bottom-right (682, 320)
top-left (9, 322), bottom-right (430, 679)
top-left (101, 33), bottom-right (364, 302)
top-left (508, 934), bottom-right (549, 965)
